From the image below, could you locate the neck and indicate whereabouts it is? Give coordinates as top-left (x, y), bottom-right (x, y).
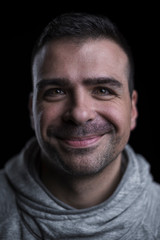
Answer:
top-left (40, 154), bottom-right (126, 209)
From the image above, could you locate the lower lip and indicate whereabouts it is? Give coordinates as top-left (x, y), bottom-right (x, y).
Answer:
top-left (60, 136), bottom-right (102, 148)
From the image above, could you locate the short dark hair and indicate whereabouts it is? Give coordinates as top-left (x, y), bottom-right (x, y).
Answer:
top-left (31, 12), bottom-right (134, 95)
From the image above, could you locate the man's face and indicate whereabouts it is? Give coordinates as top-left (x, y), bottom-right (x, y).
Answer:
top-left (31, 39), bottom-right (138, 176)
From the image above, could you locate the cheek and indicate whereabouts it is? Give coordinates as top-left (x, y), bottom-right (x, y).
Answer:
top-left (34, 103), bottom-right (64, 135)
top-left (98, 101), bottom-right (132, 134)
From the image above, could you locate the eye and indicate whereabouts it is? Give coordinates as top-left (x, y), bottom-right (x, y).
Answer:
top-left (93, 87), bottom-right (111, 96)
top-left (43, 88), bottom-right (66, 100)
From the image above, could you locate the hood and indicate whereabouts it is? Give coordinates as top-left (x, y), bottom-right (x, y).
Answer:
top-left (5, 138), bottom-right (153, 239)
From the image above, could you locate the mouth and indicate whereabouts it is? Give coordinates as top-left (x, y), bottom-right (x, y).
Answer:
top-left (58, 135), bottom-right (104, 148)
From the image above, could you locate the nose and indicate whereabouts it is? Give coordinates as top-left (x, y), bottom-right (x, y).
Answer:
top-left (63, 92), bottom-right (96, 125)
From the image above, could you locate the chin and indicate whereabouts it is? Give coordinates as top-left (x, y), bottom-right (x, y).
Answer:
top-left (52, 149), bottom-right (115, 177)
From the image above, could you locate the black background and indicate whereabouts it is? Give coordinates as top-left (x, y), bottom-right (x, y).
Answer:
top-left (1, 3), bottom-right (160, 183)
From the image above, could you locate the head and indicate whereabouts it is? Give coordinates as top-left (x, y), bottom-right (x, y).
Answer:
top-left (30, 12), bottom-right (138, 177)
top-left (31, 12), bottom-right (135, 96)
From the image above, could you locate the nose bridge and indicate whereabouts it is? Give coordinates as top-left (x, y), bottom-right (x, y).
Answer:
top-left (73, 87), bottom-right (88, 108)
top-left (63, 87), bottom-right (96, 124)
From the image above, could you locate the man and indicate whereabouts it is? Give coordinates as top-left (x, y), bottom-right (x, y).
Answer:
top-left (0, 12), bottom-right (160, 239)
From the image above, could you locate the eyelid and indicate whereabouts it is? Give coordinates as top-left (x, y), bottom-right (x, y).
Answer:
top-left (92, 86), bottom-right (113, 95)
top-left (40, 85), bottom-right (119, 102)
top-left (45, 87), bottom-right (66, 93)
top-left (42, 87), bottom-right (67, 100)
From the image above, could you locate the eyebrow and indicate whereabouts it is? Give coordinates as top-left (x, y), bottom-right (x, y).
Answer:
top-left (83, 77), bottom-right (122, 88)
top-left (36, 77), bottom-right (123, 89)
top-left (36, 78), bottom-right (69, 89)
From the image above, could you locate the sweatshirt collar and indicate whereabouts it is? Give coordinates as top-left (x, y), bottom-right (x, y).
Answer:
top-left (5, 138), bottom-right (151, 239)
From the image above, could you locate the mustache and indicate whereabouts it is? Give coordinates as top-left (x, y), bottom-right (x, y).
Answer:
top-left (47, 121), bottom-right (114, 139)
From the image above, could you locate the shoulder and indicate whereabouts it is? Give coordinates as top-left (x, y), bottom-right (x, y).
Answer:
top-left (137, 152), bottom-right (160, 238)
top-left (142, 181), bottom-right (160, 238)
top-left (0, 168), bottom-right (15, 199)
top-left (125, 146), bottom-right (160, 238)
top-left (0, 169), bottom-right (23, 237)
top-left (0, 169), bottom-right (17, 218)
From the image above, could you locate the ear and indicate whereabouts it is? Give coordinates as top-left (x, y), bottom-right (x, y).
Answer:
top-left (130, 90), bottom-right (138, 131)
top-left (28, 93), bottom-right (35, 130)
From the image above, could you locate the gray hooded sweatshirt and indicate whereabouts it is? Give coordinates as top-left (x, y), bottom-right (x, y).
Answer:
top-left (0, 138), bottom-right (160, 239)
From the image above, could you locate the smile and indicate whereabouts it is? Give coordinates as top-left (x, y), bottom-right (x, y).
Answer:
top-left (59, 135), bottom-right (103, 148)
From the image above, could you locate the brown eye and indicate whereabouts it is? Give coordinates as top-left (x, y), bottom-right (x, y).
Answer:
top-left (45, 88), bottom-right (65, 96)
top-left (93, 87), bottom-right (111, 95)
top-left (46, 88), bottom-right (64, 95)
top-left (43, 88), bottom-right (66, 101)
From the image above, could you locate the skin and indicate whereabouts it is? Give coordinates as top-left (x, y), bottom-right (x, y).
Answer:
top-left (30, 38), bottom-right (138, 208)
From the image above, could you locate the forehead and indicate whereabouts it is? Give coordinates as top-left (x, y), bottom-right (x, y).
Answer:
top-left (33, 38), bottom-right (129, 85)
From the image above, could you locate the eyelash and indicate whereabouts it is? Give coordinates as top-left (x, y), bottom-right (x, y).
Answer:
top-left (44, 88), bottom-right (66, 97)
top-left (42, 86), bottom-right (115, 101)
top-left (92, 87), bottom-right (112, 96)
